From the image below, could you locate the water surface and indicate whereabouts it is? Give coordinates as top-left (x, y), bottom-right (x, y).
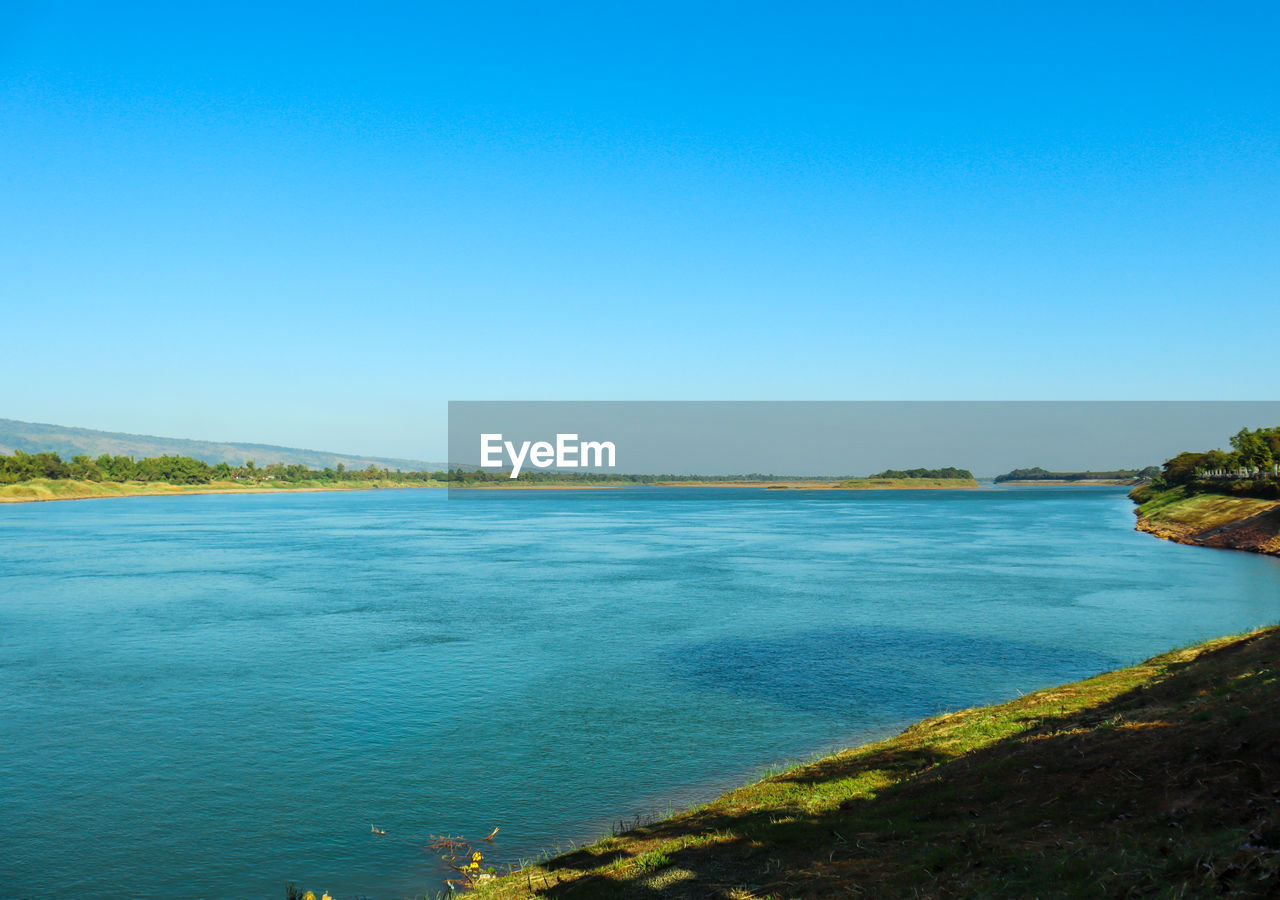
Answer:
top-left (1, 486), bottom-right (1277, 898)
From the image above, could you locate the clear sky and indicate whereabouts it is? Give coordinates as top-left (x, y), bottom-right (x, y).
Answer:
top-left (3, 2), bottom-right (1277, 459)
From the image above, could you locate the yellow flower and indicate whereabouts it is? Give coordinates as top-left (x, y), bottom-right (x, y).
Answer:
top-left (472, 851), bottom-right (483, 862)
top-left (302, 893), bottom-right (315, 900)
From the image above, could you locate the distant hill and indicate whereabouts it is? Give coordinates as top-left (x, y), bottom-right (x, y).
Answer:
top-left (0, 418), bottom-right (444, 472)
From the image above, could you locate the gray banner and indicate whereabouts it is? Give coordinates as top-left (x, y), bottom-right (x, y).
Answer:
top-left (448, 401), bottom-right (1280, 479)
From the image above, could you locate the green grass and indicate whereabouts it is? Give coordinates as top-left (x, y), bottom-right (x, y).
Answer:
top-left (470, 626), bottom-right (1280, 898)
top-left (1133, 485), bottom-right (1278, 531)
top-left (1130, 482), bottom-right (1191, 515)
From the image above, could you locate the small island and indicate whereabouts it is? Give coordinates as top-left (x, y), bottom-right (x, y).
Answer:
top-left (827, 467), bottom-right (979, 490)
top-left (994, 466), bottom-right (1159, 485)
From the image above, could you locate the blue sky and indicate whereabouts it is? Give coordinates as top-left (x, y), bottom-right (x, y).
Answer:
top-left (3, 2), bottom-right (1277, 458)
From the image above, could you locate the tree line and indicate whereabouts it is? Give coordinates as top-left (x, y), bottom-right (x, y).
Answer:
top-left (1150, 426), bottom-right (1280, 499)
top-left (871, 467), bottom-right (974, 480)
top-left (0, 450), bottom-right (445, 486)
top-left (993, 467), bottom-right (1159, 484)
top-left (1, 451), bottom-right (990, 487)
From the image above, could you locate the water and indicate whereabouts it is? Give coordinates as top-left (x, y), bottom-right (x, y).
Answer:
top-left (1, 486), bottom-right (1277, 899)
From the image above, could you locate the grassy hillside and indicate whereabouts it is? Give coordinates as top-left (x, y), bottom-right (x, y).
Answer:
top-left (457, 626), bottom-right (1280, 899)
top-left (1131, 485), bottom-right (1280, 556)
top-left (0, 418), bottom-right (442, 471)
top-left (0, 478), bottom-right (439, 503)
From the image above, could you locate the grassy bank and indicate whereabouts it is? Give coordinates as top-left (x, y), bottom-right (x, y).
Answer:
top-left (1131, 485), bottom-right (1280, 556)
top-left (467, 626), bottom-right (1280, 898)
top-left (0, 478), bottom-right (441, 504)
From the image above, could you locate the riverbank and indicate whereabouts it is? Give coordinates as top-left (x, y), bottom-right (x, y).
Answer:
top-left (0, 477), bottom-right (981, 502)
top-left (997, 479), bottom-right (1138, 486)
top-left (0, 478), bottom-right (440, 504)
top-left (1131, 485), bottom-right (1280, 557)
top-left (467, 625), bottom-right (1280, 898)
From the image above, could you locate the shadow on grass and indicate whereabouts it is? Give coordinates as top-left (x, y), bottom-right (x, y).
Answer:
top-left (501, 630), bottom-right (1280, 898)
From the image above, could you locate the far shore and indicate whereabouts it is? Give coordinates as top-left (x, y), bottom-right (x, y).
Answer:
top-left (2, 476), bottom-right (987, 504)
top-left (996, 479), bottom-right (1140, 486)
top-left (434, 478), bottom-right (985, 491)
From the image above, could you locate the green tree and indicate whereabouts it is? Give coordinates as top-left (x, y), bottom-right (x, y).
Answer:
top-left (1230, 428), bottom-right (1274, 469)
top-left (70, 455), bottom-right (103, 481)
